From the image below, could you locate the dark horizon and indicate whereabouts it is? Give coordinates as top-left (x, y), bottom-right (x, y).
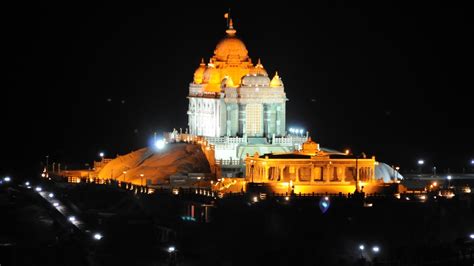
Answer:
top-left (3, 1), bottom-right (474, 177)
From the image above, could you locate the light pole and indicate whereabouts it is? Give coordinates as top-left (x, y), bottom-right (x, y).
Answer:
top-left (395, 166), bottom-right (400, 181)
top-left (99, 152), bottom-right (104, 161)
top-left (433, 166), bottom-right (436, 177)
top-left (447, 175), bottom-right (452, 188)
top-left (123, 171), bottom-right (127, 182)
top-left (418, 159), bottom-right (424, 174)
top-left (140, 174), bottom-right (144, 186)
top-left (46, 155), bottom-right (49, 172)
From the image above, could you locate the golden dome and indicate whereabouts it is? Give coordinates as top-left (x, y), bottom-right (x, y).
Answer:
top-left (221, 75), bottom-right (235, 88)
top-left (202, 60), bottom-right (221, 92)
top-left (193, 58), bottom-right (206, 84)
top-left (214, 37), bottom-right (248, 62)
top-left (270, 71), bottom-right (283, 87)
top-left (214, 19), bottom-right (248, 62)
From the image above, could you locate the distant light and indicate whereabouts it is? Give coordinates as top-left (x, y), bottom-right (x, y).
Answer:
top-left (433, 182), bottom-right (437, 186)
top-left (41, 173), bottom-right (46, 177)
top-left (471, 160), bottom-right (474, 165)
top-left (25, 181), bottom-right (30, 186)
top-left (299, 129), bottom-right (304, 135)
top-left (395, 166), bottom-right (400, 171)
top-left (419, 195), bottom-right (426, 200)
top-left (284, 196), bottom-right (290, 201)
top-left (99, 152), bottom-right (104, 157)
top-left (470, 234), bottom-right (474, 239)
top-left (372, 246), bottom-right (380, 252)
top-left (359, 245), bottom-right (365, 251)
top-left (447, 175), bottom-right (452, 180)
top-left (418, 160), bottom-right (424, 165)
top-left (289, 128), bottom-right (294, 133)
top-left (93, 233), bottom-right (103, 240)
top-left (68, 216), bottom-right (76, 222)
top-left (345, 149), bottom-right (350, 155)
top-left (252, 196), bottom-right (258, 203)
top-left (324, 196), bottom-right (329, 201)
top-left (4, 177), bottom-right (11, 182)
top-left (53, 202), bottom-right (59, 207)
top-left (321, 201), bottom-right (328, 208)
top-left (155, 139), bottom-right (166, 149)
top-left (168, 246), bottom-right (176, 253)
top-left (48, 193), bottom-right (54, 198)
top-left (405, 197), bottom-right (410, 200)
top-left (27, 186), bottom-right (31, 189)
top-left (35, 187), bottom-right (42, 192)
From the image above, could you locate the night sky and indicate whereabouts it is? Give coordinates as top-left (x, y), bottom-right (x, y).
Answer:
top-left (3, 1), bottom-right (474, 177)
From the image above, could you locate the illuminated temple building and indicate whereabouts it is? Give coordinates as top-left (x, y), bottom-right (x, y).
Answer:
top-left (174, 15), bottom-right (402, 193)
top-left (183, 16), bottom-right (307, 169)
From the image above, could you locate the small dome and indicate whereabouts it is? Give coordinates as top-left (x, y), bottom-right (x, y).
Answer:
top-left (221, 75), bottom-right (235, 88)
top-left (270, 71), bottom-right (283, 87)
top-left (241, 74), bottom-right (271, 87)
top-left (249, 58), bottom-right (268, 76)
top-left (203, 61), bottom-right (222, 93)
top-left (202, 61), bottom-right (220, 84)
top-left (193, 58), bottom-right (206, 84)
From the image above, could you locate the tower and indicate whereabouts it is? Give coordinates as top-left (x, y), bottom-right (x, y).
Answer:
top-left (187, 16), bottom-right (287, 139)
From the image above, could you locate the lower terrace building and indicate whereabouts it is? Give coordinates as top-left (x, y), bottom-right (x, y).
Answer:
top-left (244, 138), bottom-right (393, 194)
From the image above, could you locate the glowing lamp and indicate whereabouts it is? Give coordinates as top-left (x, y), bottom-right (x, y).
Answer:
top-left (93, 233), bottom-right (103, 240)
top-left (359, 245), bottom-right (365, 251)
top-left (168, 246), bottom-right (176, 253)
top-left (4, 177), bottom-right (11, 182)
top-left (154, 139), bottom-right (166, 149)
top-left (68, 216), bottom-right (76, 222)
top-left (372, 246), bottom-right (380, 253)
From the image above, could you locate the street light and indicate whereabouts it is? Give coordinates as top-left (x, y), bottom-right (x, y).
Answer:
top-left (469, 233), bottom-right (474, 239)
top-left (140, 174), bottom-right (144, 186)
top-left (395, 166), bottom-right (400, 181)
top-left (372, 246), bottom-right (380, 253)
top-left (447, 175), bottom-right (452, 188)
top-left (122, 171), bottom-right (127, 182)
top-left (359, 245), bottom-right (365, 251)
top-left (4, 176), bottom-right (11, 182)
top-left (93, 233), bottom-right (103, 240)
top-left (99, 152), bottom-right (104, 160)
top-left (418, 159), bottom-right (424, 174)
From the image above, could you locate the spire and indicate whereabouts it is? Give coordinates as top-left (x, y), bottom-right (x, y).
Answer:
top-left (225, 11), bottom-right (236, 36)
top-left (255, 58), bottom-right (263, 68)
top-left (200, 58), bottom-right (205, 66)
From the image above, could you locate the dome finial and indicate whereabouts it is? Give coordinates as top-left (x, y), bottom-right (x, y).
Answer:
top-left (225, 10), bottom-right (236, 36)
top-left (200, 58), bottom-right (205, 66)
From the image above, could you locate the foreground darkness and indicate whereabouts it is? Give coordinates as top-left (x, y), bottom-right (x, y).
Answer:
top-left (1, 179), bottom-right (474, 266)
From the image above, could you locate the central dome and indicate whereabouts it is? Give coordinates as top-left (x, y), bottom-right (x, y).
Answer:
top-left (214, 36), bottom-right (249, 61)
